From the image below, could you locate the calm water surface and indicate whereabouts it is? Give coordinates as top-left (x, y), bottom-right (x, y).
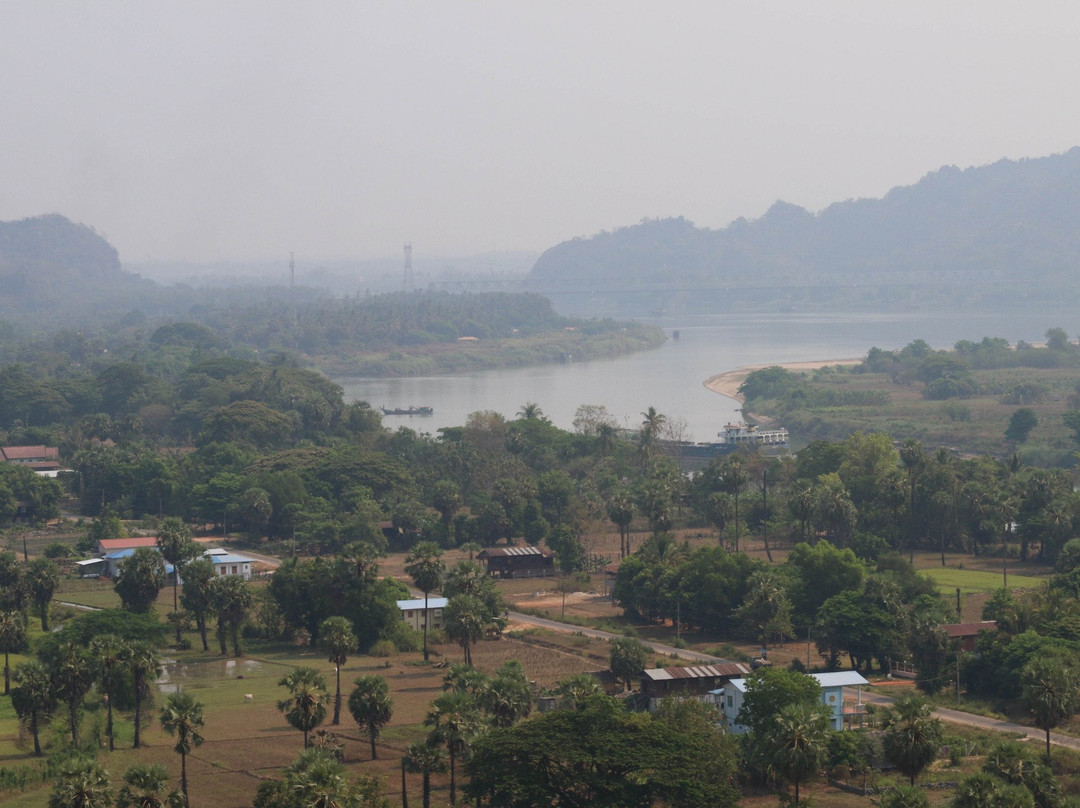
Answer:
top-left (337, 311), bottom-right (1069, 443)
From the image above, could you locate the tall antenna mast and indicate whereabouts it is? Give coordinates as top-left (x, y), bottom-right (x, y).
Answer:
top-left (403, 242), bottom-right (413, 291)
top-left (289, 251), bottom-right (295, 288)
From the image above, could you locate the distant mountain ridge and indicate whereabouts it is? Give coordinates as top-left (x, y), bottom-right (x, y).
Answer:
top-left (528, 148), bottom-right (1080, 313)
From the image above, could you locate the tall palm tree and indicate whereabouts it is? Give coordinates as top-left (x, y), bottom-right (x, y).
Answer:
top-left (443, 595), bottom-right (487, 666)
top-left (348, 675), bottom-right (394, 760)
top-left (881, 694), bottom-right (943, 786)
top-left (52, 640), bottom-right (94, 747)
top-left (26, 557), bottom-right (60, 632)
top-left (91, 633), bottom-right (128, 752)
top-left (770, 702), bottom-right (829, 806)
top-left (1021, 656), bottom-right (1080, 760)
top-left (405, 542), bottom-right (445, 662)
top-left (278, 667), bottom-right (328, 748)
top-left (117, 763), bottom-right (184, 808)
top-left (129, 641), bottom-right (161, 749)
top-left (48, 757), bottom-right (113, 808)
top-left (0, 609), bottom-right (27, 695)
top-left (721, 455), bottom-right (748, 550)
top-left (157, 517), bottom-right (200, 646)
top-left (319, 616), bottom-right (357, 725)
top-left (638, 406), bottom-right (667, 473)
top-left (11, 660), bottom-right (56, 755)
top-left (606, 491), bottom-right (634, 559)
top-left (403, 741), bottom-right (447, 808)
top-left (899, 439), bottom-right (926, 563)
top-left (210, 574), bottom-right (253, 657)
top-left (426, 691), bottom-right (482, 807)
top-left (159, 692), bottom-right (205, 808)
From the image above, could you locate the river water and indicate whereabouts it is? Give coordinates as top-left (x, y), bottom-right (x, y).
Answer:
top-left (337, 310), bottom-right (1072, 443)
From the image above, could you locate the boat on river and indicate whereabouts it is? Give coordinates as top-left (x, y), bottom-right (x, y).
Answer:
top-left (380, 405), bottom-right (434, 416)
top-left (661, 422), bottom-right (790, 466)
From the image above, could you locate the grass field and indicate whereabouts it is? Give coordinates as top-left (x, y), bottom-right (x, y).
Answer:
top-left (922, 566), bottom-right (1046, 595)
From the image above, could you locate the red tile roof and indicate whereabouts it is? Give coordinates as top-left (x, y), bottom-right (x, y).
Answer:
top-left (2, 445), bottom-right (59, 461)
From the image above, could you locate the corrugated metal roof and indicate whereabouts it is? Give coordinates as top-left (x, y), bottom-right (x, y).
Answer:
top-left (396, 597), bottom-right (449, 611)
top-left (483, 546), bottom-right (550, 557)
top-left (641, 663), bottom-right (751, 682)
top-left (209, 554), bottom-right (254, 565)
top-left (726, 670), bottom-right (869, 692)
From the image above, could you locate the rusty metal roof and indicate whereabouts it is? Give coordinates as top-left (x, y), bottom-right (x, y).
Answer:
top-left (641, 663), bottom-right (751, 682)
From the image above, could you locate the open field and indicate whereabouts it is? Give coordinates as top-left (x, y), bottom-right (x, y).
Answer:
top-left (923, 566), bottom-right (1046, 595)
top-left (731, 359), bottom-right (1080, 462)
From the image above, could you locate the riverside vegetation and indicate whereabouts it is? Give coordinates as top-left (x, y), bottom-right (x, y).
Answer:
top-left (5, 325), bottom-right (1080, 805)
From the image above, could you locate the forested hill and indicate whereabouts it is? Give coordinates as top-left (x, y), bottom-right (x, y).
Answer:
top-left (528, 148), bottom-right (1080, 314)
top-left (0, 214), bottom-right (136, 307)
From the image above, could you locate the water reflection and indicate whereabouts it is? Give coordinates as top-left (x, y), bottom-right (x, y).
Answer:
top-left (156, 658), bottom-right (264, 693)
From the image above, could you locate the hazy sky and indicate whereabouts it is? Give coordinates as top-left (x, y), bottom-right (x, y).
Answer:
top-left (3, 3), bottom-right (1079, 265)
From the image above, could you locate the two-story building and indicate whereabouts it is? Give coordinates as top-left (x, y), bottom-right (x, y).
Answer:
top-left (396, 597), bottom-right (449, 631)
top-left (640, 663), bottom-right (752, 711)
top-left (719, 670), bottom-right (870, 732)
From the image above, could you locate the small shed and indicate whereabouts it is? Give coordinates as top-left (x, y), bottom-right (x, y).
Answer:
top-left (640, 663), bottom-right (751, 711)
top-left (396, 597), bottom-right (448, 631)
top-left (477, 546), bottom-right (555, 579)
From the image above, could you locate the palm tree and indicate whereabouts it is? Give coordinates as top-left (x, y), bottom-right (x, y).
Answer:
top-left (348, 675), bottom-right (394, 760)
top-left (52, 640), bottom-right (94, 747)
top-left (48, 757), bottom-right (113, 808)
top-left (318, 616), bottom-right (357, 726)
top-left (91, 633), bottom-right (128, 752)
top-left (117, 763), bottom-right (184, 808)
top-left (157, 517), bottom-right (200, 646)
top-left (158, 692), bottom-right (205, 808)
top-left (770, 702), bottom-right (829, 806)
top-left (0, 608), bottom-right (27, 695)
top-left (178, 558), bottom-right (215, 652)
top-left (1021, 656), bottom-right (1080, 760)
top-left (210, 574), bottom-right (253, 657)
top-left (405, 542), bottom-right (445, 662)
top-left (721, 456), bottom-right (748, 550)
top-left (638, 406), bottom-right (667, 472)
top-left (129, 641), bottom-right (160, 749)
top-left (443, 594), bottom-right (487, 666)
top-left (403, 741), bottom-right (447, 808)
top-left (26, 557), bottom-right (60, 632)
top-left (426, 691), bottom-right (482, 807)
top-left (516, 402), bottom-right (544, 420)
top-left (11, 660), bottom-right (56, 755)
top-left (283, 748), bottom-right (353, 808)
top-left (899, 439), bottom-right (926, 563)
top-left (278, 667), bottom-right (328, 748)
top-left (606, 492), bottom-right (634, 559)
top-left (881, 694), bottom-right (943, 786)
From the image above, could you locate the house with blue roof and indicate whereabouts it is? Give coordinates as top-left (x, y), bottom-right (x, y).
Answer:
top-left (717, 670), bottom-right (870, 732)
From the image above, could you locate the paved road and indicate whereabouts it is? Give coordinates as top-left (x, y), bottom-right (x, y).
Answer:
top-left (861, 690), bottom-right (1080, 751)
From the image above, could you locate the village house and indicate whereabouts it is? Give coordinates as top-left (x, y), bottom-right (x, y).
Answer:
top-left (719, 670), bottom-right (870, 732)
top-left (477, 545), bottom-right (555, 578)
top-left (640, 663), bottom-right (752, 711)
top-left (396, 597), bottom-right (448, 631)
top-left (1, 445), bottom-right (60, 473)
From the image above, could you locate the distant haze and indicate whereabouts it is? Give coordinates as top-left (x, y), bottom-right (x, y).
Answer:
top-left (2, 3), bottom-right (1079, 265)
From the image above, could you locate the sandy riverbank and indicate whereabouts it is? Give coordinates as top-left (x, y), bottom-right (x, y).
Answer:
top-left (703, 358), bottom-right (863, 402)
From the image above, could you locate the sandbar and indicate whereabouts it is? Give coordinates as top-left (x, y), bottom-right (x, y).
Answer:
top-left (703, 358), bottom-right (863, 402)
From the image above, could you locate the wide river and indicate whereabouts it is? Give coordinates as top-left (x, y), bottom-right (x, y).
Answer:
top-left (337, 310), bottom-right (1072, 443)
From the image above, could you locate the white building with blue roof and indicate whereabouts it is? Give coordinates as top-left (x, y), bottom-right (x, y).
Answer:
top-left (717, 670), bottom-right (869, 732)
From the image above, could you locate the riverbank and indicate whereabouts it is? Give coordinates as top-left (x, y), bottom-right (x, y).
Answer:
top-left (317, 322), bottom-right (666, 377)
top-left (703, 358), bottom-right (863, 401)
